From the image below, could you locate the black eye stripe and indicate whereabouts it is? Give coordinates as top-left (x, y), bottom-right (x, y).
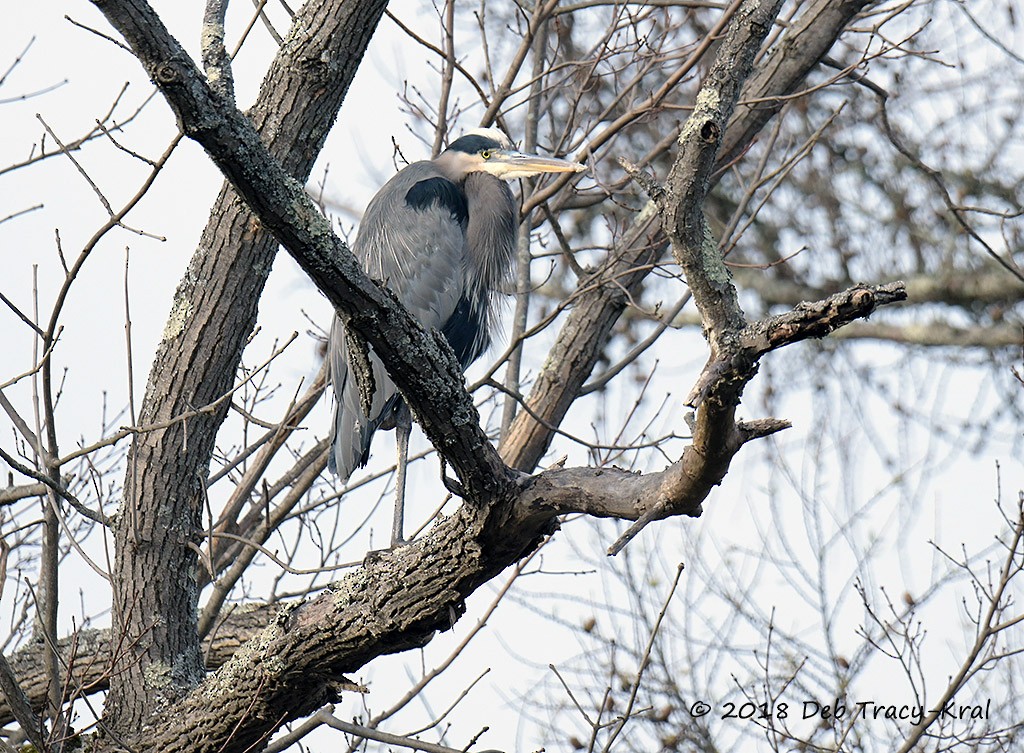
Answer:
top-left (445, 134), bottom-right (503, 154)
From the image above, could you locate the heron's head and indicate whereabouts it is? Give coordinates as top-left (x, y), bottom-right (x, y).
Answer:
top-left (438, 127), bottom-right (586, 181)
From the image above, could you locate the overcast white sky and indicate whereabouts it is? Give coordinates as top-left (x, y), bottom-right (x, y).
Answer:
top-left (2, 2), bottom-right (1023, 750)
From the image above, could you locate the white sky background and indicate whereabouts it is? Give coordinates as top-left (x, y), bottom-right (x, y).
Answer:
top-left (2, 1), bottom-right (1023, 751)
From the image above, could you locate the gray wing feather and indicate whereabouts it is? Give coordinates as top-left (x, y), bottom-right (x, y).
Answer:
top-left (328, 162), bottom-right (467, 479)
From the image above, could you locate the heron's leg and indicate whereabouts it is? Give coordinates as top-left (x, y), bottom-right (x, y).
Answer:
top-left (392, 402), bottom-right (412, 548)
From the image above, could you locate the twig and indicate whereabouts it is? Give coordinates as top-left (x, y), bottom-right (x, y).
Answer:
top-left (601, 562), bottom-right (685, 751)
top-left (894, 492), bottom-right (1024, 753)
top-left (617, 157), bottom-right (666, 204)
top-left (36, 114), bottom-right (115, 215)
top-left (384, 10), bottom-right (492, 109)
top-left (879, 103), bottom-right (1024, 284)
top-left (500, 17), bottom-right (550, 439)
top-left (64, 14), bottom-right (133, 51)
top-left (480, 0), bottom-right (561, 126)
top-left (206, 531), bottom-right (359, 576)
top-left (358, 549), bottom-right (543, 738)
top-left (0, 290), bottom-right (45, 340)
top-left (521, 0), bottom-right (747, 217)
top-left (262, 706), bottom-right (330, 753)
top-left (404, 668), bottom-right (490, 737)
top-left (123, 248), bottom-right (137, 428)
top-left (57, 330), bottom-right (298, 467)
top-left (549, 662), bottom-right (596, 726)
top-left (430, 0), bottom-right (456, 157)
top-left (580, 292), bottom-right (691, 395)
top-left (243, 0), bottom-right (282, 49)
top-left (0, 389), bottom-right (52, 463)
top-left (0, 204), bottom-right (44, 227)
top-left (197, 442), bottom-right (331, 636)
top-left (321, 709), bottom-right (505, 753)
top-left (0, 446), bottom-right (108, 525)
top-left (0, 84), bottom-right (150, 180)
top-left (0, 37), bottom-right (37, 87)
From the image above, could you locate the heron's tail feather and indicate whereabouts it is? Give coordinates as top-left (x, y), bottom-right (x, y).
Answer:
top-left (326, 316), bottom-right (400, 481)
top-left (327, 397), bottom-right (374, 480)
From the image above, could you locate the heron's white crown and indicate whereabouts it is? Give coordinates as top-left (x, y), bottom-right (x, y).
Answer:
top-left (462, 127), bottom-right (514, 149)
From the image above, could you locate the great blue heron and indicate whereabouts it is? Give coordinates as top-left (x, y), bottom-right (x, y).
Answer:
top-left (327, 127), bottom-right (585, 546)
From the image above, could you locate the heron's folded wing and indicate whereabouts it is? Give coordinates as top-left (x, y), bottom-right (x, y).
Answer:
top-left (327, 163), bottom-right (468, 477)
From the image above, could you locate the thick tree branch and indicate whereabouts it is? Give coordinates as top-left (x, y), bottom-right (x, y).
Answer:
top-left (734, 269), bottom-right (1024, 310)
top-left (606, 2), bottom-right (898, 555)
top-left (717, 0), bottom-right (874, 168)
top-left (0, 482), bottom-right (49, 506)
top-left (499, 0), bottom-right (876, 472)
top-left (604, 280), bottom-right (905, 557)
top-left (91, 0), bottom-right (509, 507)
top-left (92, 0), bottom-right (391, 732)
top-left (200, 0), bottom-right (234, 103)
top-left (687, 282), bottom-right (908, 407)
top-left (70, 0), bottom-right (898, 749)
top-left (740, 281), bottom-right (909, 356)
top-left (629, 275), bottom-right (1017, 348)
top-left (0, 278), bottom-right (899, 742)
top-left (661, 0), bottom-right (784, 350)
top-left (3, 273), bottom-right (904, 735)
top-left (0, 607), bottom-right (280, 727)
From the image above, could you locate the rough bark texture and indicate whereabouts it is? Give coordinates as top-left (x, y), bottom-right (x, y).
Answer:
top-left (664, 0), bottom-right (782, 345)
top-left (0, 278), bottom-right (903, 746)
top-left (99, 0), bottom-right (389, 732)
top-left (5, 0), bottom-right (889, 749)
top-left (741, 282), bottom-right (909, 355)
top-left (603, 0), bottom-right (786, 556)
top-left (129, 503), bottom-right (550, 753)
top-left (0, 606), bottom-right (279, 727)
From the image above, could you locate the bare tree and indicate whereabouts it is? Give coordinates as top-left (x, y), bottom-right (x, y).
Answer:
top-left (0, 0), bottom-right (1019, 751)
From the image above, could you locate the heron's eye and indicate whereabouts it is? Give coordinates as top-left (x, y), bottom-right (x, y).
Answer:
top-left (480, 150), bottom-right (492, 160)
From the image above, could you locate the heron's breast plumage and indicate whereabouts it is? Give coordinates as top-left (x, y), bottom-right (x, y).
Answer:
top-left (327, 159), bottom-right (518, 479)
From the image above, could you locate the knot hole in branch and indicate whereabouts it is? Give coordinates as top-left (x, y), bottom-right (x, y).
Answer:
top-left (699, 121), bottom-right (720, 144)
top-left (155, 63), bottom-right (181, 84)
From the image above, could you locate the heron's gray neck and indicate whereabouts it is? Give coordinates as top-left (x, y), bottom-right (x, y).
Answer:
top-left (463, 172), bottom-right (517, 300)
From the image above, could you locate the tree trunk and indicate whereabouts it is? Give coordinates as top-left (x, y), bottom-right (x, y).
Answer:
top-left (103, 0), bottom-right (389, 732)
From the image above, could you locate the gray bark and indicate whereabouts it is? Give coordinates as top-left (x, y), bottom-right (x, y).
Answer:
top-left (0, 0), bottom-right (890, 749)
top-left (98, 0), bottom-right (389, 733)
